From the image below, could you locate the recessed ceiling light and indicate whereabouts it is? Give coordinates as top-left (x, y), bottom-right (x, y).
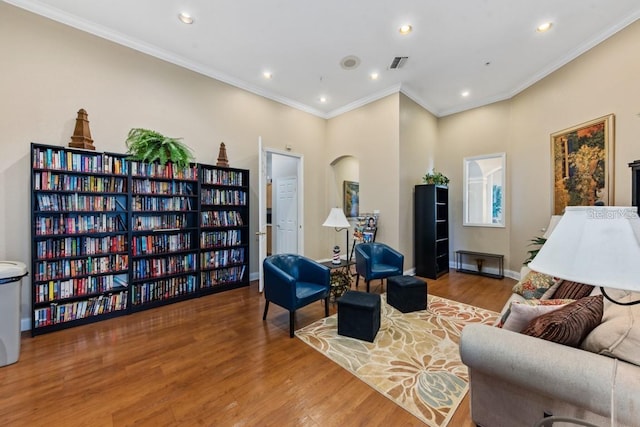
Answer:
top-left (263, 71), bottom-right (272, 79)
top-left (461, 91), bottom-right (470, 97)
top-left (319, 96), bottom-right (327, 103)
top-left (370, 72), bottom-right (379, 80)
top-left (178, 12), bottom-right (194, 24)
top-left (537, 22), bottom-right (552, 32)
top-left (399, 24), bottom-right (412, 35)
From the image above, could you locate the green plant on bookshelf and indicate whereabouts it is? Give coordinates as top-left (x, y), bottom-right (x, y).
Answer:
top-left (422, 169), bottom-right (450, 186)
top-left (125, 128), bottom-right (195, 169)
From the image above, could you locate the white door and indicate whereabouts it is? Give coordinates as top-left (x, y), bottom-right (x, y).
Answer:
top-left (257, 137), bottom-right (267, 292)
top-left (275, 176), bottom-right (298, 254)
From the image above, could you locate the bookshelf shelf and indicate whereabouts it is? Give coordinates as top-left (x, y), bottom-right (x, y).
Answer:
top-left (30, 143), bottom-right (250, 335)
top-left (414, 184), bottom-right (450, 279)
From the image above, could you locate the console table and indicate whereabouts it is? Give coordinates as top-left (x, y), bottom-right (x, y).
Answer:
top-left (455, 250), bottom-right (504, 279)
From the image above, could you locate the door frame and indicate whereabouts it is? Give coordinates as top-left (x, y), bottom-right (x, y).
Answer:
top-left (258, 139), bottom-right (304, 292)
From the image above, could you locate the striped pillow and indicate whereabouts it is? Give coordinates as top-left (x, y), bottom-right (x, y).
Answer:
top-left (552, 280), bottom-right (594, 300)
top-left (521, 295), bottom-right (603, 347)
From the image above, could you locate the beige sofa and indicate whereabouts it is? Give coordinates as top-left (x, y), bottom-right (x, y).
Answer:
top-left (459, 272), bottom-right (640, 427)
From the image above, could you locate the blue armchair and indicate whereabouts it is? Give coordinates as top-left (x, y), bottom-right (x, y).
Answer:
top-left (355, 243), bottom-right (404, 293)
top-left (263, 254), bottom-right (331, 338)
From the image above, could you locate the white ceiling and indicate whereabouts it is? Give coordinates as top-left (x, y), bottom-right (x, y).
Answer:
top-left (7, 0), bottom-right (640, 118)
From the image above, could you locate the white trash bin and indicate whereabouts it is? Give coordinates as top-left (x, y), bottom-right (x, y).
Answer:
top-left (0, 261), bottom-right (28, 367)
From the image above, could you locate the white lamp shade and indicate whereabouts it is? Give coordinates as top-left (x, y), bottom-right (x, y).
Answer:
top-left (529, 206), bottom-right (640, 292)
top-left (322, 208), bottom-right (351, 229)
top-left (542, 215), bottom-right (563, 239)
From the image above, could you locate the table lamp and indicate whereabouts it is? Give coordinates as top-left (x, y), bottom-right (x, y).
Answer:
top-left (529, 206), bottom-right (640, 305)
top-left (322, 208), bottom-right (351, 264)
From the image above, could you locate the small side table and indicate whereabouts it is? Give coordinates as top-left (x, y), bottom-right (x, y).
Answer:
top-left (320, 259), bottom-right (354, 302)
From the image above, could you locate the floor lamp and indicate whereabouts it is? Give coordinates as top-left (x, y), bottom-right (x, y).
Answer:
top-left (322, 208), bottom-right (351, 264)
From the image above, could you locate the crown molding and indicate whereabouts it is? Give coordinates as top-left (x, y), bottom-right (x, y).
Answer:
top-left (324, 84), bottom-right (402, 119)
top-left (509, 12), bottom-right (640, 100)
top-left (398, 86), bottom-right (439, 117)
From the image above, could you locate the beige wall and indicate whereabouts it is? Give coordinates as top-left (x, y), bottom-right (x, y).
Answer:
top-left (399, 94), bottom-right (439, 270)
top-left (0, 3), bottom-right (327, 324)
top-left (326, 94), bottom-right (401, 249)
top-left (508, 19), bottom-right (640, 271)
top-left (438, 101), bottom-right (512, 270)
top-left (439, 19), bottom-right (640, 273)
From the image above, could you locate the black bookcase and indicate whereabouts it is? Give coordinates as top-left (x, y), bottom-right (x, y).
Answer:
top-left (30, 143), bottom-right (251, 335)
top-left (414, 184), bottom-right (449, 279)
top-left (129, 161), bottom-right (200, 311)
top-left (629, 160), bottom-right (640, 207)
top-left (30, 143), bottom-right (130, 335)
top-left (198, 164), bottom-right (250, 294)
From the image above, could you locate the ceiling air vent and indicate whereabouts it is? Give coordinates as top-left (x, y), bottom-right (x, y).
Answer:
top-left (389, 56), bottom-right (408, 69)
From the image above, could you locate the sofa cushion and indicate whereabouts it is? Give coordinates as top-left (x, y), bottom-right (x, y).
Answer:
top-left (521, 295), bottom-right (603, 347)
top-left (581, 290), bottom-right (640, 366)
top-left (552, 280), bottom-right (594, 300)
top-left (512, 271), bottom-right (557, 299)
top-left (499, 299), bottom-right (574, 332)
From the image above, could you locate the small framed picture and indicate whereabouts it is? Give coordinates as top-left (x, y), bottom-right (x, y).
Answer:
top-left (343, 181), bottom-right (359, 218)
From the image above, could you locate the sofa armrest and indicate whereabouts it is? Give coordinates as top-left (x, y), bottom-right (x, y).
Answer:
top-left (460, 323), bottom-right (639, 425)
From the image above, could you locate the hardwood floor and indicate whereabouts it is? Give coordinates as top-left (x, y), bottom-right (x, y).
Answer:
top-left (0, 271), bottom-right (514, 427)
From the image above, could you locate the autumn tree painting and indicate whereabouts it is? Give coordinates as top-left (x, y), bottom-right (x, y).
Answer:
top-left (552, 115), bottom-right (614, 215)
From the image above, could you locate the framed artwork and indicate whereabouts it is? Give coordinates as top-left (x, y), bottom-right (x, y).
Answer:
top-left (343, 181), bottom-right (359, 218)
top-left (551, 114), bottom-right (614, 215)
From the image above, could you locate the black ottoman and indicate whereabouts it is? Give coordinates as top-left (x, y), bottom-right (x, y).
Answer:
top-left (337, 290), bottom-right (381, 342)
top-left (387, 275), bottom-right (427, 313)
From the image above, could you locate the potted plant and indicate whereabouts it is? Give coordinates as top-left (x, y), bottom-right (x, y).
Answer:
top-left (125, 128), bottom-right (195, 169)
top-left (422, 169), bottom-right (450, 186)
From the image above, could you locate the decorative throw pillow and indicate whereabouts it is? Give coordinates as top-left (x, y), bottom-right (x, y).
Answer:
top-left (552, 280), bottom-right (594, 300)
top-left (581, 291), bottom-right (640, 366)
top-left (541, 281), bottom-right (562, 300)
top-left (499, 299), bottom-right (573, 332)
top-left (512, 271), bottom-right (557, 299)
top-left (521, 295), bottom-right (604, 347)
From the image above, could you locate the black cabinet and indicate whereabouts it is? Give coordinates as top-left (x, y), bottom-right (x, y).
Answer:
top-left (414, 184), bottom-right (449, 279)
top-left (629, 160), bottom-right (640, 206)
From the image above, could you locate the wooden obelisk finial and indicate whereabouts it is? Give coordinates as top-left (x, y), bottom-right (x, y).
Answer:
top-left (216, 142), bottom-right (229, 167)
top-left (69, 108), bottom-right (95, 150)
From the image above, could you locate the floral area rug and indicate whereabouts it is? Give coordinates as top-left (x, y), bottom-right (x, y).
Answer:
top-left (295, 294), bottom-right (499, 426)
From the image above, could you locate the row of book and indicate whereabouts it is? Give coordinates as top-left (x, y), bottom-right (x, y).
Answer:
top-left (201, 210), bottom-right (244, 227)
top-left (35, 235), bottom-right (128, 260)
top-left (201, 265), bottom-right (245, 287)
top-left (36, 193), bottom-right (126, 212)
top-left (34, 274), bottom-right (128, 303)
top-left (132, 232), bottom-right (193, 256)
top-left (201, 248), bottom-right (245, 269)
top-left (133, 214), bottom-right (189, 231)
top-left (35, 254), bottom-right (129, 281)
top-left (132, 195), bottom-right (194, 212)
top-left (201, 168), bottom-right (245, 186)
top-left (130, 161), bottom-right (198, 180)
top-left (33, 291), bottom-right (129, 328)
top-left (200, 229), bottom-right (243, 249)
top-left (32, 147), bottom-right (129, 175)
top-left (132, 178), bottom-right (194, 195)
top-left (33, 172), bottom-right (127, 193)
top-left (201, 189), bottom-right (247, 206)
top-left (131, 276), bottom-right (198, 305)
top-left (35, 213), bottom-right (126, 236)
top-left (131, 253), bottom-right (197, 280)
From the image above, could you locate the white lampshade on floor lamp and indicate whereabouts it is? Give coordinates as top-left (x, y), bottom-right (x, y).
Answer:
top-left (323, 208), bottom-right (351, 264)
top-left (529, 206), bottom-right (640, 305)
